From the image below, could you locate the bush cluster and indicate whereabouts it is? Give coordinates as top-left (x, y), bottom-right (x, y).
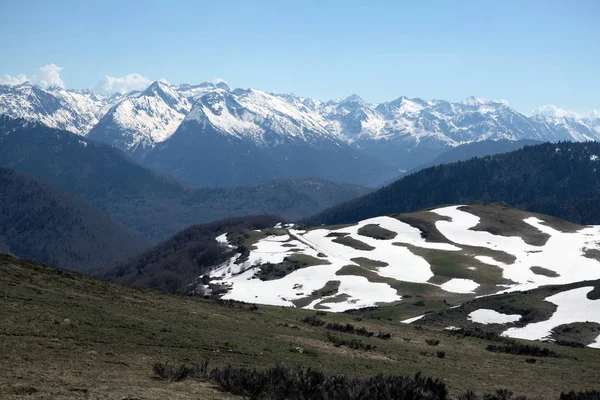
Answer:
top-left (554, 340), bottom-right (585, 348)
top-left (214, 299), bottom-right (259, 311)
top-left (324, 322), bottom-right (392, 340)
top-left (152, 360), bottom-right (599, 400)
top-left (486, 343), bottom-right (561, 358)
top-left (300, 315), bottom-right (326, 327)
top-left (153, 361), bottom-right (448, 400)
top-left (459, 389), bottom-right (527, 400)
top-left (326, 333), bottom-right (375, 351)
top-left (560, 391), bottom-right (600, 400)
top-left (448, 328), bottom-right (509, 343)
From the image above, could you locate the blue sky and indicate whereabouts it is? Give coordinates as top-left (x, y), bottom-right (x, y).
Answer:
top-left (0, 0), bottom-right (598, 114)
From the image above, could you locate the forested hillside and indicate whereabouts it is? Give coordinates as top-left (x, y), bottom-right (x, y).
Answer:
top-left (104, 215), bottom-right (281, 292)
top-left (0, 167), bottom-right (150, 271)
top-left (305, 141), bottom-right (600, 226)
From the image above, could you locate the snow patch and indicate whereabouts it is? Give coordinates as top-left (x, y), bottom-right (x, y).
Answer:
top-left (468, 309), bottom-right (522, 325)
top-left (502, 287), bottom-right (600, 343)
top-left (401, 314), bottom-right (425, 324)
top-left (440, 278), bottom-right (479, 294)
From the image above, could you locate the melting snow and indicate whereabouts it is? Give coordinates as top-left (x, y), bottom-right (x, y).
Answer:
top-left (209, 205), bottom-right (600, 312)
top-left (468, 309), bottom-right (522, 324)
top-left (440, 278), bottom-right (479, 294)
top-left (401, 314), bottom-right (425, 324)
top-left (502, 287), bottom-right (600, 343)
top-left (433, 206), bottom-right (600, 293)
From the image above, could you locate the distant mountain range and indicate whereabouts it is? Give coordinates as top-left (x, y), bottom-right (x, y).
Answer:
top-left (0, 117), bottom-right (370, 242)
top-left (2, 81), bottom-right (599, 187)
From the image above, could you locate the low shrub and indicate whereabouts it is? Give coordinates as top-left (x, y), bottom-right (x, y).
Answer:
top-left (436, 351), bottom-right (446, 359)
top-left (486, 343), bottom-right (561, 358)
top-left (459, 389), bottom-right (528, 400)
top-left (300, 315), bottom-right (326, 327)
top-left (449, 328), bottom-right (510, 343)
top-left (555, 340), bottom-right (585, 348)
top-left (377, 332), bottom-right (393, 340)
top-left (560, 391), bottom-right (600, 400)
top-left (525, 358), bottom-right (537, 364)
top-left (213, 299), bottom-right (259, 312)
top-left (152, 361), bottom-right (208, 382)
top-left (326, 333), bottom-right (375, 351)
top-left (325, 322), bottom-right (378, 337)
top-left (426, 339), bottom-right (440, 346)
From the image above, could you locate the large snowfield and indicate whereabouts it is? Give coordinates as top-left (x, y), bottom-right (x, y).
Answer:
top-left (209, 206), bottom-right (600, 315)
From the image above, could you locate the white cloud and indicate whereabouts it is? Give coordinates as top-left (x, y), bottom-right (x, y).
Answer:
top-left (0, 73), bottom-right (28, 86)
top-left (97, 73), bottom-right (151, 94)
top-left (531, 105), bottom-right (581, 119)
top-left (0, 64), bottom-right (65, 89)
top-left (588, 110), bottom-right (600, 120)
top-left (34, 64), bottom-right (65, 89)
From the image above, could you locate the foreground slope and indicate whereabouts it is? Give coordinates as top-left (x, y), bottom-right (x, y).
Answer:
top-left (1, 254), bottom-right (599, 399)
top-left (0, 117), bottom-right (370, 241)
top-left (0, 167), bottom-right (149, 271)
top-left (305, 141), bottom-right (600, 226)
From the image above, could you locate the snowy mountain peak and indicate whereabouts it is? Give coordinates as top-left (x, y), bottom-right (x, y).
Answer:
top-left (182, 87), bottom-right (334, 143)
top-left (141, 80), bottom-right (189, 113)
top-left (0, 81), bottom-right (110, 134)
top-left (86, 80), bottom-right (192, 152)
top-left (2, 80), bottom-right (599, 173)
top-left (343, 94), bottom-right (365, 104)
top-left (211, 78), bottom-right (231, 91)
top-left (461, 96), bottom-right (491, 107)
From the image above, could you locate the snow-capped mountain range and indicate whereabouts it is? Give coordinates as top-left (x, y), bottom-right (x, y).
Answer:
top-left (1, 80), bottom-right (598, 186)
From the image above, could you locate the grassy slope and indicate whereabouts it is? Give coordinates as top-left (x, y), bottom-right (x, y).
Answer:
top-left (1, 254), bottom-right (599, 399)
